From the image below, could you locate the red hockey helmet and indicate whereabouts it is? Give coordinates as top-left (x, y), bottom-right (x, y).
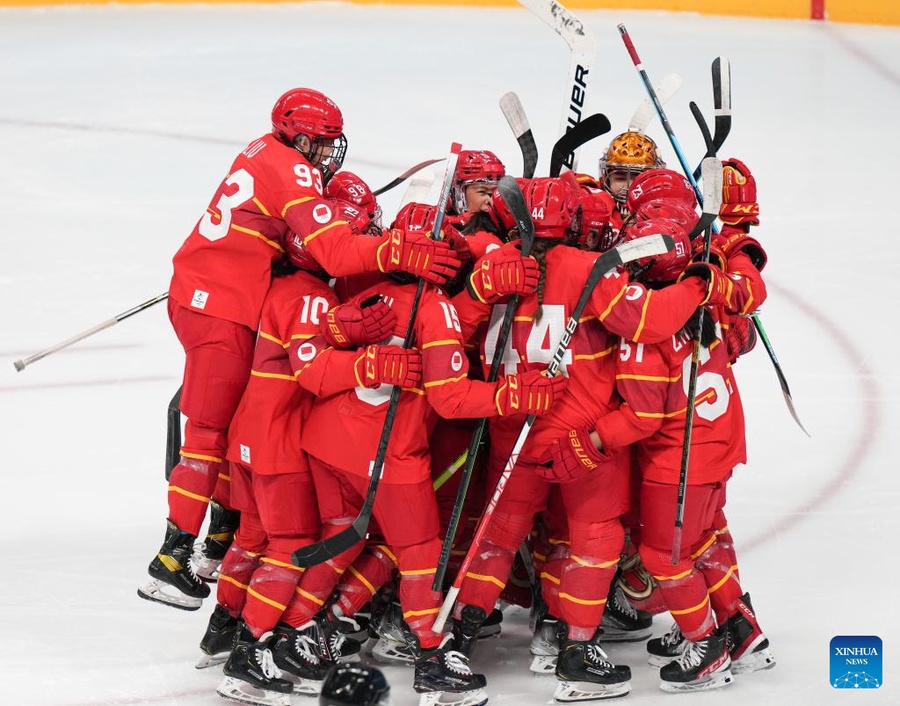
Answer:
top-left (391, 201), bottom-right (439, 234)
top-left (324, 171), bottom-right (382, 233)
top-left (271, 88), bottom-right (347, 179)
top-left (573, 187), bottom-right (615, 251)
top-left (524, 177), bottom-right (579, 240)
top-left (626, 169), bottom-right (696, 215)
top-left (450, 150), bottom-right (506, 215)
top-left (623, 217), bottom-right (692, 283)
top-left (635, 199), bottom-right (699, 231)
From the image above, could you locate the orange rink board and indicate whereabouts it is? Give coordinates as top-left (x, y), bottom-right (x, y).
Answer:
top-left (0, 0), bottom-right (896, 25)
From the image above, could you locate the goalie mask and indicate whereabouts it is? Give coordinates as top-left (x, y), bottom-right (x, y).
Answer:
top-left (599, 131), bottom-right (665, 204)
top-left (271, 88), bottom-right (348, 182)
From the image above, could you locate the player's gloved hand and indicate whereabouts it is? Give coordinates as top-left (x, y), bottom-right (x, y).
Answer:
top-left (466, 247), bottom-right (540, 303)
top-left (720, 158), bottom-right (760, 228)
top-left (354, 345), bottom-right (423, 389)
top-left (723, 315), bottom-right (758, 363)
top-left (680, 261), bottom-right (736, 309)
top-left (717, 227), bottom-right (768, 271)
top-left (376, 228), bottom-right (461, 285)
top-left (494, 369), bottom-right (568, 416)
top-left (535, 428), bottom-right (611, 483)
top-left (691, 236), bottom-right (729, 270)
top-left (321, 295), bottom-right (396, 349)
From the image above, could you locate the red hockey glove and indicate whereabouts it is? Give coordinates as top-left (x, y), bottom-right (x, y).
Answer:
top-left (720, 158), bottom-right (760, 227)
top-left (494, 370), bottom-right (568, 416)
top-left (322, 295), bottom-right (397, 349)
top-left (376, 228), bottom-right (461, 286)
top-left (723, 315), bottom-right (758, 363)
top-left (718, 226), bottom-right (767, 271)
top-left (354, 344), bottom-right (423, 389)
top-left (681, 261), bottom-right (735, 309)
top-left (691, 236), bottom-right (729, 270)
top-left (535, 427), bottom-right (611, 483)
top-left (442, 229), bottom-right (473, 265)
top-left (466, 249), bottom-right (540, 303)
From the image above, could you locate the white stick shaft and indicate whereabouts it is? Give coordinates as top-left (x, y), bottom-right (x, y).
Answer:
top-left (14, 318), bottom-right (118, 371)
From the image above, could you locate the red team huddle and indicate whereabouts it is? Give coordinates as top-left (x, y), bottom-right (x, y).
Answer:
top-left (137, 87), bottom-right (775, 706)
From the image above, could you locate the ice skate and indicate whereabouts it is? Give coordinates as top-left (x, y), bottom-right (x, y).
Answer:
top-left (477, 607), bottom-right (503, 639)
top-left (217, 632), bottom-right (293, 706)
top-left (196, 603), bottom-right (239, 668)
top-left (658, 626), bottom-right (733, 693)
top-left (296, 612), bottom-right (362, 666)
top-left (646, 622), bottom-right (686, 667)
top-left (529, 614), bottom-right (565, 675)
top-left (599, 583), bottom-right (653, 642)
top-left (452, 605), bottom-right (486, 657)
top-left (726, 593), bottom-right (775, 674)
top-left (271, 626), bottom-right (329, 695)
top-left (192, 500), bottom-right (241, 582)
top-left (553, 631), bottom-right (631, 701)
top-left (370, 600), bottom-right (416, 665)
top-left (138, 519), bottom-right (209, 611)
top-left (414, 635), bottom-right (489, 706)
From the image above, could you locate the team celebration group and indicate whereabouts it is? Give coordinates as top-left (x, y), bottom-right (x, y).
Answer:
top-left (136, 87), bottom-right (774, 706)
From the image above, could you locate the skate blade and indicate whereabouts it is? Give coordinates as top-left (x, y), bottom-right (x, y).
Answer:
top-left (370, 638), bottom-right (415, 666)
top-left (417, 687), bottom-right (489, 706)
top-left (554, 679), bottom-right (631, 702)
top-left (282, 673), bottom-right (325, 696)
top-left (137, 580), bottom-right (203, 611)
top-left (195, 651), bottom-right (229, 669)
top-left (659, 669), bottom-right (733, 693)
top-left (216, 675), bottom-right (290, 706)
top-left (731, 648), bottom-right (776, 675)
top-left (529, 654), bottom-right (558, 675)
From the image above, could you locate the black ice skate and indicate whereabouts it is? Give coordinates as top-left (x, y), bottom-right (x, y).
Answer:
top-left (646, 622), bottom-right (686, 667)
top-left (658, 626), bottom-right (733, 693)
top-left (370, 600), bottom-right (417, 665)
top-left (295, 613), bottom-right (362, 666)
top-left (477, 607), bottom-right (504, 639)
top-left (726, 593), bottom-right (776, 674)
top-left (138, 519), bottom-right (209, 611)
top-left (217, 632), bottom-right (293, 706)
top-left (554, 630), bottom-right (632, 701)
top-left (196, 603), bottom-right (239, 669)
top-left (271, 626), bottom-right (329, 695)
top-left (599, 583), bottom-right (653, 642)
top-left (414, 636), bottom-right (489, 706)
top-left (529, 614), bottom-right (566, 675)
top-left (452, 605), bottom-right (487, 657)
top-left (192, 500), bottom-right (240, 582)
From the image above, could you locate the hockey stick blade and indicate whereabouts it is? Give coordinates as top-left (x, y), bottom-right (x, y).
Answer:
top-left (399, 170), bottom-right (435, 208)
top-left (752, 315), bottom-right (811, 437)
top-left (688, 158), bottom-right (723, 239)
top-left (629, 73), bottom-right (683, 134)
top-left (496, 175), bottom-right (536, 243)
top-left (499, 92), bottom-right (539, 178)
top-left (692, 57), bottom-right (732, 179)
top-left (292, 512), bottom-right (371, 567)
top-left (549, 112), bottom-right (612, 177)
top-left (372, 158), bottom-right (445, 197)
top-left (616, 232), bottom-right (675, 264)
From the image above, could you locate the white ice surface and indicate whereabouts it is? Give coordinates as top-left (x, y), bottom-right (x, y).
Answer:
top-left (1, 3), bottom-right (899, 705)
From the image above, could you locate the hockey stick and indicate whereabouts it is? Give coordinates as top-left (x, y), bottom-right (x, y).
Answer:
top-left (398, 168), bottom-right (435, 209)
top-left (13, 291), bottom-right (168, 372)
top-left (517, 0), bottom-right (597, 172)
top-left (672, 155), bottom-right (723, 563)
top-left (292, 142), bottom-right (464, 568)
top-left (165, 385), bottom-right (183, 480)
top-left (692, 57), bottom-right (731, 180)
top-left (432, 175), bottom-right (536, 592)
top-left (372, 157), bottom-right (445, 197)
top-left (629, 73), bottom-right (683, 134)
top-left (499, 92), bottom-right (539, 178)
top-left (548, 112), bottom-right (612, 178)
top-left (433, 232), bottom-right (676, 631)
top-left (619, 27), bottom-right (806, 434)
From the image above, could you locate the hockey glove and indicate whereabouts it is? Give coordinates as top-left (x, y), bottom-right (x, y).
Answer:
top-left (375, 228), bottom-right (461, 286)
top-left (681, 261), bottom-right (736, 310)
top-left (720, 158), bottom-right (760, 227)
top-left (535, 427), bottom-right (611, 484)
top-left (494, 369), bottom-right (568, 416)
top-left (322, 295), bottom-right (396, 349)
top-left (718, 226), bottom-right (768, 271)
top-left (723, 315), bottom-right (758, 363)
top-left (354, 344), bottom-right (423, 389)
top-left (466, 249), bottom-right (540, 303)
